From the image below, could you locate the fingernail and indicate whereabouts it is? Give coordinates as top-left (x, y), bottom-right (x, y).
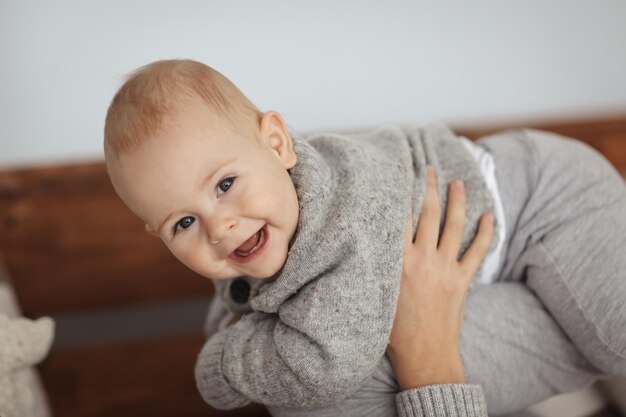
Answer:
top-left (484, 212), bottom-right (493, 222)
top-left (452, 180), bottom-right (464, 191)
top-left (427, 165), bottom-right (434, 178)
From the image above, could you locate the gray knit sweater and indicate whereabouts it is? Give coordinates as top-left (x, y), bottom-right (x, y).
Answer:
top-left (195, 123), bottom-right (499, 411)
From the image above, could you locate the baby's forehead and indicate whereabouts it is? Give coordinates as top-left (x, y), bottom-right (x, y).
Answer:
top-left (134, 129), bottom-right (249, 173)
top-left (166, 129), bottom-right (254, 159)
top-left (112, 106), bottom-right (257, 174)
top-left (165, 102), bottom-right (253, 142)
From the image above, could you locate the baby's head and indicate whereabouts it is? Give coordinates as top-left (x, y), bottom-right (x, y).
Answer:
top-left (104, 59), bottom-right (300, 280)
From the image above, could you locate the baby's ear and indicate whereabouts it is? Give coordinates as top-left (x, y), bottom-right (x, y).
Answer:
top-left (144, 223), bottom-right (159, 238)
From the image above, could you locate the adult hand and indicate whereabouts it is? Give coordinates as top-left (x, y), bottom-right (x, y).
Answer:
top-left (386, 166), bottom-right (494, 390)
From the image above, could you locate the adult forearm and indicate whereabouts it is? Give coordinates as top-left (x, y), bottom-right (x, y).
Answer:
top-left (387, 347), bottom-right (465, 390)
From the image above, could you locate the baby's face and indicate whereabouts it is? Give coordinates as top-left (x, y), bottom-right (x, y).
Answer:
top-left (110, 106), bottom-right (300, 280)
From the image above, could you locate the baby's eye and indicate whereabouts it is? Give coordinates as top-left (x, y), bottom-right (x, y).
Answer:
top-left (173, 216), bottom-right (195, 236)
top-left (217, 177), bottom-right (235, 197)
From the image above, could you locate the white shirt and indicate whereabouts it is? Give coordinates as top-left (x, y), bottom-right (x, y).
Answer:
top-left (459, 137), bottom-right (506, 285)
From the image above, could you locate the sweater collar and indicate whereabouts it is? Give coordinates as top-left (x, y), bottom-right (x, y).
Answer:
top-left (287, 134), bottom-right (333, 205)
top-left (248, 133), bottom-right (334, 311)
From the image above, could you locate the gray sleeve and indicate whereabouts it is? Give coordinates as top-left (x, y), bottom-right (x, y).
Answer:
top-left (195, 282), bottom-right (388, 411)
top-left (395, 384), bottom-right (487, 417)
top-left (203, 293), bottom-right (234, 339)
top-left (196, 311), bottom-right (357, 410)
top-left (195, 254), bottom-right (398, 411)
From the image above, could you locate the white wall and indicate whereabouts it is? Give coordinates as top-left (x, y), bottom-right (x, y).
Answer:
top-left (2, 0), bottom-right (626, 168)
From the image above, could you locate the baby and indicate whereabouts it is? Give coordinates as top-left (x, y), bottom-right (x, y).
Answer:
top-left (103, 59), bottom-right (626, 411)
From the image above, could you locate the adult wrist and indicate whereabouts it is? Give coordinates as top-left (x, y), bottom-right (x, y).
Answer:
top-left (395, 362), bottom-right (465, 390)
top-left (388, 349), bottom-right (466, 390)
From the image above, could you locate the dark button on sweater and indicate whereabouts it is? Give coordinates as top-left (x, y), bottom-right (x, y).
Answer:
top-left (229, 279), bottom-right (251, 304)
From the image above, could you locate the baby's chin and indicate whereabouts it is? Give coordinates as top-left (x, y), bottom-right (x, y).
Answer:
top-left (199, 258), bottom-right (288, 281)
top-left (239, 261), bottom-right (287, 280)
top-left (202, 271), bottom-right (279, 281)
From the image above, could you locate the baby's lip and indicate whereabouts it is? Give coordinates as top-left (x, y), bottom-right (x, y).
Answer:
top-left (228, 225), bottom-right (265, 257)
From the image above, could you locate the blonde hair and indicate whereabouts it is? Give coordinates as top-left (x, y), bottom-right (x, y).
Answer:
top-left (104, 59), bottom-right (263, 160)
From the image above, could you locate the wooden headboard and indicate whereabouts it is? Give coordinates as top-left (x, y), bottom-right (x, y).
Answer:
top-left (1, 116), bottom-right (625, 417)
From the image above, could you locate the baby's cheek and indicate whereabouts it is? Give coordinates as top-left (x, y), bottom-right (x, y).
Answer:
top-left (167, 242), bottom-right (201, 271)
top-left (183, 245), bottom-right (207, 267)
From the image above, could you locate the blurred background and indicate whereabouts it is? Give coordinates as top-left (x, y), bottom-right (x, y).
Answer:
top-left (0, 1), bottom-right (625, 416)
top-left (2, 0), bottom-right (626, 167)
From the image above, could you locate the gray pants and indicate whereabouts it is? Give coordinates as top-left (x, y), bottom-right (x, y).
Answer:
top-left (268, 128), bottom-right (626, 417)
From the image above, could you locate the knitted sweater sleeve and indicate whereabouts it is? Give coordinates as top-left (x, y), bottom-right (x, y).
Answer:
top-left (195, 262), bottom-right (397, 410)
top-left (395, 384), bottom-right (488, 417)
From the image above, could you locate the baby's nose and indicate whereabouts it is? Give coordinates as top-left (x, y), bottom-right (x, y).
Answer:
top-left (205, 213), bottom-right (237, 243)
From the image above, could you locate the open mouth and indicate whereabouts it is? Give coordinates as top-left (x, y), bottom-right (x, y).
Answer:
top-left (229, 224), bottom-right (269, 264)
